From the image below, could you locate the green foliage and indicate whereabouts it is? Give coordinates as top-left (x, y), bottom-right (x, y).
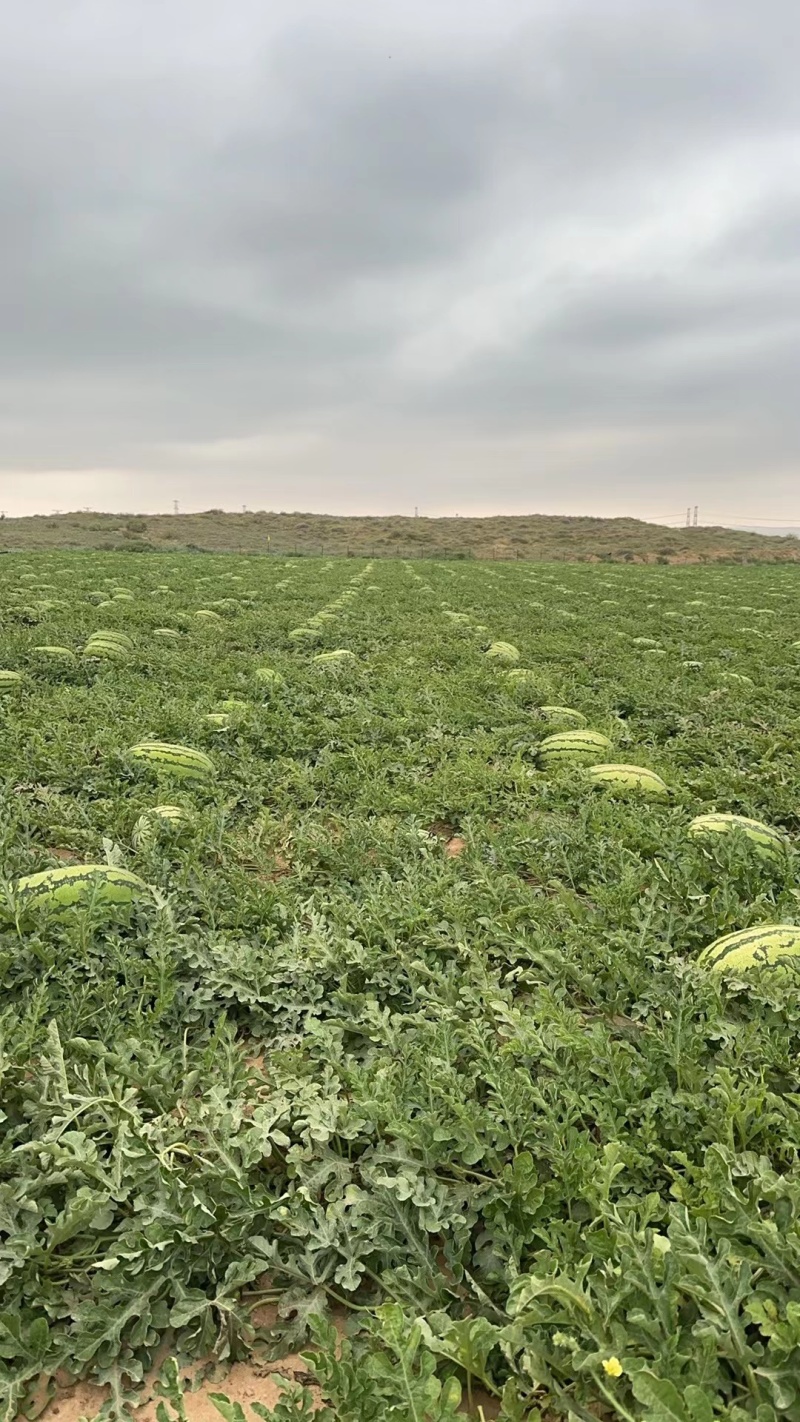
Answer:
top-left (1, 554), bottom-right (800, 1418)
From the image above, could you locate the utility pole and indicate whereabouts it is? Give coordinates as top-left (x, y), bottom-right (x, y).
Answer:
top-left (693, 505), bottom-right (698, 527)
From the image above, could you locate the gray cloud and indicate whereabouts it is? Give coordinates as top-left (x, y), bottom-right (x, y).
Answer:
top-left (1, 0), bottom-right (800, 519)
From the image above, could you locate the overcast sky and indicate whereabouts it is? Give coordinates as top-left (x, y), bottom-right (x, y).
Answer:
top-left (2, 0), bottom-right (800, 523)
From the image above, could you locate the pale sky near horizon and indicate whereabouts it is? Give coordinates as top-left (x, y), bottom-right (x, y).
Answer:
top-left (2, 1), bottom-right (800, 525)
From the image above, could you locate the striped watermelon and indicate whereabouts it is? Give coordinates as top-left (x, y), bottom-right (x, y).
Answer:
top-left (84, 630), bottom-right (133, 660)
top-left (313, 649), bottom-right (356, 664)
top-left (539, 730), bottom-right (612, 765)
top-left (33, 645), bottom-right (76, 661)
top-left (688, 812), bottom-right (786, 858)
top-left (587, 764), bottom-right (669, 799)
top-left (83, 639), bottom-right (130, 660)
top-left (486, 641), bottom-right (520, 665)
top-left (505, 668), bottom-right (539, 697)
top-left (88, 630), bottom-right (132, 648)
top-left (255, 667), bottom-right (285, 688)
top-left (15, 864), bottom-right (147, 912)
top-left (153, 628), bottom-right (182, 641)
top-left (698, 924), bottom-right (800, 972)
top-left (540, 706), bottom-right (587, 728)
top-left (133, 805), bottom-right (193, 848)
top-left (0, 670), bottom-right (22, 689)
top-left (129, 742), bottom-right (216, 780)
top-left (721, 672), bottom-right (754, 686)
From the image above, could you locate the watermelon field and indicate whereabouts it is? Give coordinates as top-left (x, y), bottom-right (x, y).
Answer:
top-left (5, 552), bottom-right (800, 1422)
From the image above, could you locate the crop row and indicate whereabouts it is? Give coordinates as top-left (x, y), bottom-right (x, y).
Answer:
top-left (2, 554), bottom-right (800, 1419)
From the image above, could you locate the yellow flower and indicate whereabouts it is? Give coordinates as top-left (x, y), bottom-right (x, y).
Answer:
top-left (602, 1357), bottom-right (624, 1378)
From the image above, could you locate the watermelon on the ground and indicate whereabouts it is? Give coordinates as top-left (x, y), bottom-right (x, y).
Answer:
top-left (698, 924), bottom-right (800, 972)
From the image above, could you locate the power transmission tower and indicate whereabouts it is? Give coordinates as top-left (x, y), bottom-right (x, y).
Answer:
top-left (693, 506), bottom-right (698, 527)
top-left (686, 507), bottom-right (691, 527)
top-left (173, 500), bottom-right (179, 515)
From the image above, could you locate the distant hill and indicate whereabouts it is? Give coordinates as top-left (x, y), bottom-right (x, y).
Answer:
top-left (730, 525), bottom-right (800, 538)
top-left (1, 509), bottom-right (799, 563)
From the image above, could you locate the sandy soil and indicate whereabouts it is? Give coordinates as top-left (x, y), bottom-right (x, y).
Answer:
top-left (33, 1364), bottom-right (505, 1422)
top-left (38, 1353), bottom-right (316, 1422)
top-left (33, 1302), bottom-right (320, 1422)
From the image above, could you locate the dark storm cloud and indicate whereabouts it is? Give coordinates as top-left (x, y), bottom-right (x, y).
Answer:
top-left (199, 56), bottom-right (511, 292)
top-left (1, 0), bottom-right (800, 515)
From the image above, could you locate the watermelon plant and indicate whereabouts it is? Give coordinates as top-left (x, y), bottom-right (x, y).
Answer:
top-left (1, 551), bottom-right (800, 1419)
